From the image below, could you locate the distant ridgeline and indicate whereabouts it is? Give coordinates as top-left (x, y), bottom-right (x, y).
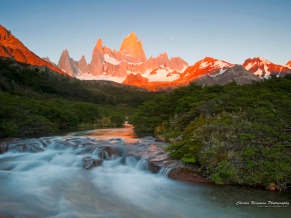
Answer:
top-left (0, 58), bottom-right (158, 138)
top-left (130, 74), bottom-right (291, 190)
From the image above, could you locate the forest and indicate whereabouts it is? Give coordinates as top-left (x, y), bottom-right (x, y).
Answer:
top-left (130, 75), bottom-right (291, 190)
top-left (0, 58), bottom-right (158, 138)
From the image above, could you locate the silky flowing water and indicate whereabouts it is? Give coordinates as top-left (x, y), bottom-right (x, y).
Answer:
top-left (0, 126), bottom-right (290, 218)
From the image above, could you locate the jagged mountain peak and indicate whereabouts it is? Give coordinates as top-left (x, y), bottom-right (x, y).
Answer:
top-left (120, 32), bottom-right (139, 50)
top-left (95, 38), bottom-right (103, 51)
top-left (79, 55), bottom-right (87, 62)
top-left (61, 49), bottom-right (70, 56)
top-left (158, 53), bottom-right (169, 59)
top-left (118, 32), bottom-right (146, 63)
top-left (127, 32), bottom-right (138, 38)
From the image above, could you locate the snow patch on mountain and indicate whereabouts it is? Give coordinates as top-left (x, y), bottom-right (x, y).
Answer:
top-left (104, 54), bottom-right (120, 65)
top-left (177, 65), bottom-right (188, 73)
top-left (148, 68), bottom-right (179, 82)
top-left (254, 69), bottom-right (263, 76)
top-left (263, 65), bottom-right (270, 77)
top-left (122, 60), bottom-right (144, 65)
top-left (141, 69), bottom-right (154, 78)
top-left (199, 60), bottom-right (230, 69)
top-left (244, 63), bottom-right (254, 70)
top-left (76, 74), bottom-right (125, 83)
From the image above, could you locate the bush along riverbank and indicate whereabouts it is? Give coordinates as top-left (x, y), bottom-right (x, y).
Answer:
top-left (130, 75), bottom-right (291, 191)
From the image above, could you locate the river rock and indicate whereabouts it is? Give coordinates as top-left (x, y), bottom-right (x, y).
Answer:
top-left (82, 156), bottom-right (103, 170)
top-left (0, 143), bottom-right (8, 154)
top-left (156, 135), bottom-right (166, 142)
top-left (168, 165), bottom-right (209, 183)
top-left (0, 138), bottom-right (21, 154)
top-left (8, 143), bottom-right (45, 153)
top-left (99, 146), bottom-right (120, 160)
top-left (266, 183), bottom-right (277, 191)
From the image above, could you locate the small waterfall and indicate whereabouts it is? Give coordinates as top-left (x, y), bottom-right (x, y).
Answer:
top-left (136, 159), bottom-right (149, 171)
top-left (125, 156), bottom-right (138, 168)
top-left (7, 141), bottom-right (45, 153)
top-left (159, 167), bottom-right (172, 177)
top-left (47, 142), bottom-right (71, 150)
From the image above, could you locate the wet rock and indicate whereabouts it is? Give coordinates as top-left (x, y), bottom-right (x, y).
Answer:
top-left (39, 139), bottom-right (51, 147)
top-left (0, 143), bottom-right (8, 154)
top-left (149, 162), bottom-right (162, 173)
top-left (82, 156), bottom-right (103, 170)
top-left (8, 143), bottom-right (44, 153)
top-left (0, 138), bottom-right (21, 154)
top-left (61, 141), bottom-right (79, 148)
top-left (168, 166), bottom-right (209, 183)
top-left (156, 135), bottom-right (166, 142)
top-left (266, 183), bottom-right (277, 191)
top-left (99, 146), bottom-right (120, 160)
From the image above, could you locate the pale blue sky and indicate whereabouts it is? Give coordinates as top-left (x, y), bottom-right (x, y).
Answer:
top-left (1, 0), bottom-right (290, 65)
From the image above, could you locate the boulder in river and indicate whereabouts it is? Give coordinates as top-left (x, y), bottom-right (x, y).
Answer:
top-left (82, 156), bottom-right (103, 170)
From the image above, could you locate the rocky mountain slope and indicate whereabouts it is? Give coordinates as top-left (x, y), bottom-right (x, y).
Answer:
top-left (0, 25), bottom-right (64, 75)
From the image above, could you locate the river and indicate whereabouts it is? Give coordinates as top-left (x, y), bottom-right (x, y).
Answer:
top-left (0, 125), bottom-right (290, 218)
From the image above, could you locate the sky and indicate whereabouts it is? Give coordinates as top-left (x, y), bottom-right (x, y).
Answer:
top-left (1, 0), bottom-right (291, 65)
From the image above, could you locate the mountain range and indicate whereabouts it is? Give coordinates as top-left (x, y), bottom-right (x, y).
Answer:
top-left (0, 24), bottom-right (290, 91)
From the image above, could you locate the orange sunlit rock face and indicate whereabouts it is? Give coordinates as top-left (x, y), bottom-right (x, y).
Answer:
top-left (118, 32), bottom-right (147, 63)
top-left (0, 25), bottom-right (64, 75)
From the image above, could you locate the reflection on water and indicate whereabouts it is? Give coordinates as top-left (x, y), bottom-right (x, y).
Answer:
top-left (0, 126), bottom-right (290, 218)
top-left (67, 123), bottom-right (139, 142)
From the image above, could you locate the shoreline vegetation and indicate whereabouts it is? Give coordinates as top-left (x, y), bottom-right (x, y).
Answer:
top-left (130, 74), bottom-right (291, 192)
